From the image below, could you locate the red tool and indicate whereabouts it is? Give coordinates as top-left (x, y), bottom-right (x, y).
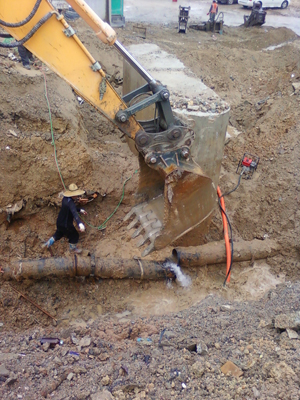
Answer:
top-left (236, 152), bottom-right (259, 179)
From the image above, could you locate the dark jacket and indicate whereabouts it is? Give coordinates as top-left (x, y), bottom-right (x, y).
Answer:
top-left (57, 197), bottom-right (81, 229)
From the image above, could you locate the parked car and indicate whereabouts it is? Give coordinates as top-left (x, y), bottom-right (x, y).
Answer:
top-left (238, 0), bottom-right (290, 8)
top-left (218, 0), bottom-right (238, 4)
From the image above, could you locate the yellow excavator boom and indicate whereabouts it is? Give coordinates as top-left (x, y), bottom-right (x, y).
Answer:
top-left (0, 0), bottom-right (141, 138)
top-left (0, 0), bottom-right (217, 256)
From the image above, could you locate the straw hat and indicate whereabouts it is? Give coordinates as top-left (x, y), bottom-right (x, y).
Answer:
top-left (63, 183), bottom-right (85, 197)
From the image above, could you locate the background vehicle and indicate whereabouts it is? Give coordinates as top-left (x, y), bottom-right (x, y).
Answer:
top-left (0, 0), bottom-right (220, 256)
top-left (238, 0), bottom-right (290, 8)
top-left (218, 0), bottom-right (237, 5)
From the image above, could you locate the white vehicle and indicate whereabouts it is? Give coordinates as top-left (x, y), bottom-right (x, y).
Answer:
top-left (238, 0), bottom-right (290, 8)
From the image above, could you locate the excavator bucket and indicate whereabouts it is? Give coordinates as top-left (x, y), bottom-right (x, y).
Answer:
top-left (124, 156), bottom-right (217, 256)
top-left (120, 39), bottom-right (228, 257)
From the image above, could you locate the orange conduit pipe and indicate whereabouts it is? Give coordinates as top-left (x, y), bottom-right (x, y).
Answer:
top-left (217, 186), bottom-right (231, 284)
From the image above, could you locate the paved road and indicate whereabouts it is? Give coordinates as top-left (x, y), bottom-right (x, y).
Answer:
top-left (124, 0), bottom-right (300, 36)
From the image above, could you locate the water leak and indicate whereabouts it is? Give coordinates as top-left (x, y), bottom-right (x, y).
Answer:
top-left (56, 263), bottom-right (285, 326)
top-left (125, 261), bottom-right (285, 317)
top-left (164, 261), bottom-right (192, 288)
top-left (234, 263), bottom-right (285, 300)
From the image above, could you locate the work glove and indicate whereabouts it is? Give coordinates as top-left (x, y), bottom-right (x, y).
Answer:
top-left (80, 209), bottom-right (87, 216)
top-left (79, 223), bottom-right (85, 232)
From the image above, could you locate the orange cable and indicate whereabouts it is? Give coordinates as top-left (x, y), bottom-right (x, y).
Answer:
top-left (217, 186), bottom-right (231, 284)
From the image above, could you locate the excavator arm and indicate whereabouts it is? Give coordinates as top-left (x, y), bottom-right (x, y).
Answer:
top-left (0, 0), bottom-right (216, 256)
top-left (0, 0), bottom-right (141, 138)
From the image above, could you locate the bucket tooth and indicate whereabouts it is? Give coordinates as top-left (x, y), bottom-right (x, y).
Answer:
top-left (139, 210), bottom-right (154, 220)
top-left (147, 228), bottom-right (162, 240)
top-left (132, 218), bottom-right (162, 239)
top-left (127, 210), bottom-right (154, 231)
top-left (127, 216), bottom-right (139, 230)
top-left (131, 224), bottom-right (145, 239)
top-left (137, 228), bottom-right (161, 248)
top-left (132, 220), bottom-right (152, 238)
top-left (137, 236), bottom-right (147, 248)
top-left (123, 203), bottom-right (146, 222)
top-left (142, 243), bottom-right (155, 257)
top-left (123, 209), bottom-right (135, 222)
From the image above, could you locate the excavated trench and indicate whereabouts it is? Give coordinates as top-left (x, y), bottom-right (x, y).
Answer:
top-left (0, 20), bottom-right (300, 336)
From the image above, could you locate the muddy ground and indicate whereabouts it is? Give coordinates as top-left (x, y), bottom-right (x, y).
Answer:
top-left (0, 4), bottom-right (300, 400)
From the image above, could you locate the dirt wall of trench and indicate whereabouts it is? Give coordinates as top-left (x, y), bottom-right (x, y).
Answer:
top-left (0, 18), bottom-right (300, 329)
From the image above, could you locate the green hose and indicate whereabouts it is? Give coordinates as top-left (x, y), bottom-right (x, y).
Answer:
top-left (42, 70), bottom-right (137, 229)
top-left (42, 71), bottom-right (66, 189)
top-left (80, 170), bottom-right (138, 230)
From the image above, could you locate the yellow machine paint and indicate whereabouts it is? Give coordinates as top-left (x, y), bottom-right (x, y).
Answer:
top-left (0, 0), bottom-right (219, 256)
top-left (0, 0), bottom-right (141, 138)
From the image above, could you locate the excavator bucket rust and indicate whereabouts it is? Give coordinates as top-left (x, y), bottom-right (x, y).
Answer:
top-left (124, 158), bottom-right (217, 256)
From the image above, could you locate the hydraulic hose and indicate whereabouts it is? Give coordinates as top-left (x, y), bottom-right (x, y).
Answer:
top-left (217, 186), bottom-right (232, 285)
top-left (0, 33), bottom-right (14, 38)
top-left (0, 0), bottom-right (42, 27)
top-left (0, 12), bottom-right (57, 48)
top-left (217, 168), bottom-right (245, 285)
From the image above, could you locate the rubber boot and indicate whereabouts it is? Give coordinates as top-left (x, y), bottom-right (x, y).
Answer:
top-left (43, 237), bottom-right (55, 248)
top-left (69, 243), bottom-right (82, 254)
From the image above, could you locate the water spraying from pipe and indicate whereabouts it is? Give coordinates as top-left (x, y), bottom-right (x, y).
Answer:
top-left (163, 261), bottom-right (191, 288)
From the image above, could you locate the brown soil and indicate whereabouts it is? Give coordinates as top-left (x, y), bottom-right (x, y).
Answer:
top-left (0, 11), bottom-right (300, 400)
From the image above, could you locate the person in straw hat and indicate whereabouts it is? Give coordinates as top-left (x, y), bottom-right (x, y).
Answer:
top-left (43, 183), bottom-right (87, 253)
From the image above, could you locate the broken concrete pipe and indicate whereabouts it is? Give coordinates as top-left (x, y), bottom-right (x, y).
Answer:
top-left (173, 239), bottom-right (281, 268)
top-left (1, 255), bottom-right (175, 281)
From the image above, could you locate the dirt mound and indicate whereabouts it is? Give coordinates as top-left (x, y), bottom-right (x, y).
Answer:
top-left (1, 280), bottom-right (300, 400)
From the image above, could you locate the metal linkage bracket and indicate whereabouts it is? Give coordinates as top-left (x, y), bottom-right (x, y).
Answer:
top-left (122, 83), bottom-right (150, 104)
top-left (135, 125), bottom-right (194, 154)
top-left (116, 88), bottom-right (170, 123)
top-left (135, 125), bottom-right (194, 170)
top-left (63, 26), bottom-right (75, 37)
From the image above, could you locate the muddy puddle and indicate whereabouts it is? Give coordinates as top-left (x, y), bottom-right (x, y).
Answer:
top-left (124, 262), bottom-right (285, 317)
top-left (56, 260), bottom-right (285, 329)
top-left (263, 40), bottom-right (294, 51)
